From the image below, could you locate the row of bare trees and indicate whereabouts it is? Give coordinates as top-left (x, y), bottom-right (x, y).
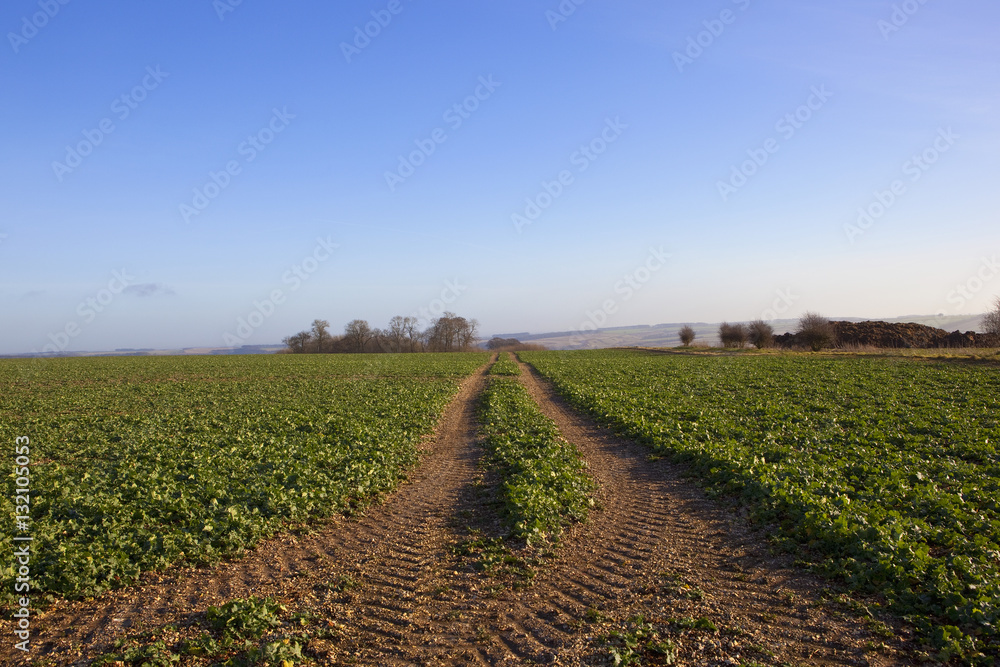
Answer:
top-left (282, 313), bottom-right (479, 354)
top-left (679, 298), bottom-right (1000, 351)
top-left (678, 313), bottom-right (835, 351)
top-left (717, 320), bottom-right (779, 349)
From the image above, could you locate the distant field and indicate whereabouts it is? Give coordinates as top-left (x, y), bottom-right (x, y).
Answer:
top-left (522, 349), bottom-right (1000, 662)
top-left (0, 353), bottom-right (487, 600)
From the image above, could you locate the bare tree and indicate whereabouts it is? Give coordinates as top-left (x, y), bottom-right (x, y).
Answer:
top-left (385, 316), bottom-right (408, 353)
top-left (797, 312), bottom-right (835, 351)
top-left (678, 325), bottom-right (696, 347)
top-left (370, 328), bottom-right (391, 353)
top-left (402, 316), bottom-right (421, 352)
top-left (310, 319), bottom-right (331, 353)
top-left (747, 319), bottom-right (775, 349)
top-left (425, 313), bottom-right (478, 352)
top-left (719, 322), bottom-right (748, 348)
top-left (344, 319), bottom-right (374, 353)
top-left (282, 331), bottom-right (312, 354)
top-left (378, 316), bottom-right (423, 353)
top-left (983, 295), bottom-right (1000, 335)
top-left (425, 314), bottom-right (456, 352)
top-left (457, 318), bottom-right (479, 350)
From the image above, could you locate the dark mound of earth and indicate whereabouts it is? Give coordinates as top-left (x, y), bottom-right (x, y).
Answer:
top-left (774, 320), bottom-right (999, 349)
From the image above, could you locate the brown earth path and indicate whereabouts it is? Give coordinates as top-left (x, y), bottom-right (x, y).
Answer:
top-left (2, 357), bottom-right (909, 665)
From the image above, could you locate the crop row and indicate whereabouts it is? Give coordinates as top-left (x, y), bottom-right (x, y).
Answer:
top-left (488, 354), bottom-right (521, 376)
top-left (521, 350), bottom-right (1000, 663)
top-left (1, 353), bottom-right (488, 599)
top-left (477, 374), bottom-right (595, 545)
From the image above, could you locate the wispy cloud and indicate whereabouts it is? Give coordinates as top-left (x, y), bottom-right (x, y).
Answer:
top-left (123, 283), bottom-right (176, 298)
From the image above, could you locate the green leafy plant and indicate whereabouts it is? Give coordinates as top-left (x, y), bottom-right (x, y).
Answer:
top-left (600, 618), bottom-right (677, 666)
top-left (667, 616), bottom-right (718, 632)
top-left (244, 636), bottom-right (305, 665)
top-left (181, 632), bottom-right (221, 657)
top-left (207, 596), bottom-right (283, 640)
top-left (93, 640), bottom-right (180, 666)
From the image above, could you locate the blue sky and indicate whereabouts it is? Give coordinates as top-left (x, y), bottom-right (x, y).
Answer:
top-left (1, 0), bottom-right (998, 353)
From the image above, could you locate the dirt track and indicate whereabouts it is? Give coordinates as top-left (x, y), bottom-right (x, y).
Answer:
top-left (4, 358), bottom-right (909, 665)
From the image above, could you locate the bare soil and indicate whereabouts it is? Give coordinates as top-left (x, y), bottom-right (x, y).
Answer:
top-left (1, 359), bottom-right (912, 665)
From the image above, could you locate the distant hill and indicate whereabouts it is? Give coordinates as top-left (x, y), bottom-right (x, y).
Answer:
top-left (0, 345), bottom-right (285, 359)
top-left (493, 313), bottom-right (989, 351)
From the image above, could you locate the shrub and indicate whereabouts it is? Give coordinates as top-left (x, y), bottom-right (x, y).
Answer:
top-left (719, 322), bottom-right (748, 349)
top-left (678, 325), bottom-right (696, 347)
top-left (797, 312), bottom-right (835, 351)
top-left (747, 320), bottom-right (775, 349)
top-left (487, 337), bottom-right (521, 350)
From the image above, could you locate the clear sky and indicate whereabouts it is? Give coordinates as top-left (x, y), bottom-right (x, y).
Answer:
top-left (1, 0), bottom-right (998, 354)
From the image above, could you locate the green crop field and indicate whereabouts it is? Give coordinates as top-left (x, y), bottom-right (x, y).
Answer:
top-left (0, 353), bottom-right (487, 600)
top-left (521, 349), bottom-right (1000, 663)
top-left (6, 348), bottom-right (1000, 663)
